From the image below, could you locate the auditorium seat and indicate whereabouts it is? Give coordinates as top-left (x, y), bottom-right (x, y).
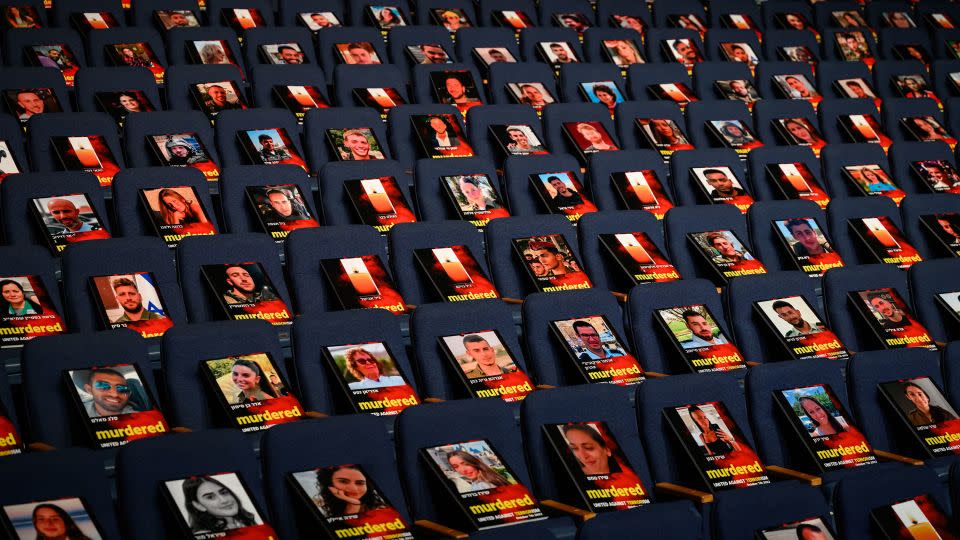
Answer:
top-left (576, 209), bottom-right (668, 293)
top-left (218, 164), bottom-right (318, 234)
top-left (822, 263), bottom-right (913, 352)
top-left (0, 171), bottom-right (112, 246)
top-left (909, 259), bottom-right (960, 344)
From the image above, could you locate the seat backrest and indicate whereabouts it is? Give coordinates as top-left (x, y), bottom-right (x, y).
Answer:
top-left (110, 166), bottom-right (219, 237)
top-left (291, 309), bottom-right (417, 413)
top-left (818, 97), bottom-right (883, 144)
top-left (161, 319), bottom-right (286, 430)
top-left (816, 60), bottom-right (873, 99)
top-left (614, 100), bottom-right (688, 151)
top-left (908, 258), bottom-right (960, 343)
top-left (0, 171), bottom-right (112, 246)
top-left (316, 159), bottom-right (412, 226)
top-left (331, 63), bottom-right (408, 107)
top-left (303, 106), bottom-right (390, 167)
top-left (316, 26), bottom-right (389, 80)
top-left (213, 107), bottom-right (304, 170)
top-left (60, 236), bottom-right (187, 333)
top-left (4, 28), bottom-right (87, 69)
top-left (464, 103), bottom-right (542, 161)
top-left (835, 463), bottom-right (946, 540)
top-left (755, 60), bottom-right (817, 99)
top-left (662, 203), bottom-right (751, 284)
top-left (250, 63), bottom-right (329, 109)
top-left (21, 330), bottom-right (153, 448)
top-left (822, 263), bottom-right (911, 352)
top-left (165, 27), bottom-right (245, 75)
top-left (847, 347), bottom-right (944, 455)
top-left (819, 142), bottom-right (893, 200)
top-left (386, 103), bottom-right (469, 173)
top-left (557, 62), bottom-right (626, 104)
top-left (745, 359), bottom-right (850, 471)
top-left (684, 99), bottom-right (756, 149)
top-left (410, 299), bottom-right (527, 400)
top-left (519, 384), bottom-right (654, 503)
top-left (483, 214), bottom-right (582, 299)
top-left (752, 99), bottom-right (820, 149)
top-left (722, 270), bottom-right (822, 364)
top-left (521, 288), bottom-right (627, 386)
top-left (387, 220), bottom-right (490, 305)
top-left (453, 26), bottom-right (522, 75)
top-left (240, 26), bottom-right (316, 69)
top-left (745, 199), bottom-right (832, 273)
top-left (576, 209), bottom-right (668, 292)
top-left (74, 66), bottom-right (161, 114)
top-left (0, 448), bottom-right (123, 540)
top-left (900, 193), bottom-right (960, 260)
top-left (394, 398), bottom-right (531, 526)
top-left (26, 112), bottom-right (124, 177)
top-left (413, 156), bottom-right (503, 222)
top-left (284, 225), bottom-right (388, 314)
top-left (825, 195), bottom-right (903, 266)
top-left (626, 62), bottom-right (692, 101)
top-left (711, 482), bottom-right (832, 540)
top-left (584, 149), bottom-right (672, 212)
top-left (130, 0), bottom-right (200, 28)
top-left (260, 416), bottom-right (411, 540)
top-left (745, 145), bottom-right (823, 204)
top-left (175, 233), bottom-right (288, 323)
top-left (624, 278), bottom-right (729, 375)
top-left (115, 429), bottom-right (265, 540)
top-left (502, 152), bottom-right (586, 217)
top-left (518, 27), bottom-right (582, 63)
top-left (86, 27), bottom-right (167, 72)
top-left (162, 63), bottom-right (247, 113)
top-left (882, 97), bottom-right (947, 145)
top-left (635, 372), bottom-right (754, 488)
top-left (581, 27), bottom-right (644, 64)
top-left (218, 164), bottom-right (318, 234)
top-left (121, 110), bottom-right (220, 172)
top-left (576, 502), bottom-right (703, 540)
top-left (668, 147), bottom-right (750, 207)
top-left (887, 140), bottom-right (954, 195)
top-left (540, 102), bottom-right (618, 159)
top-left (487, 61), bottom-right (558, 105)
top-left (206, 0), bottom-right (276, 25)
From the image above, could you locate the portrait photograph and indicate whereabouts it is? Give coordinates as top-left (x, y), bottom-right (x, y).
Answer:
top-left (66, 363), bottom-right (153, 419)
top-left (2, 497), bottom-right (104, 540)
top-left (163, 472), bottom-right (266, 536)
top-left (203, 353), bottom-right (287, 406)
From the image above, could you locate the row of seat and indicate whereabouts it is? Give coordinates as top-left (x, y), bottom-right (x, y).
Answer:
top-left (6, 336), bottom-right (960, 539)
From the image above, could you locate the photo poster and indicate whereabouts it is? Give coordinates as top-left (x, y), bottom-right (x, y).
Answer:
top-left (705, 119), bottom-right (765, 155)
top-left (687, 230), bottom-right (768, 284)
top-left (848, 216), bottom-right (923, 269)
top-left (288, 464), bottom-right (414, 540)
top-left (528, 171), bottom-right (599, 223)
top-left (871, 495), bottom-right (958, 540)
top-left (30, 193), bottom-right (112, 253)
top-left (654, 304), bottom-right (747, 373)
top-left (541, 421), bottom-right (651, 511)
top-left (773, 384), bottom-right (876, 472)
top-left (420, 439), bottom-right (546, 530)
top-left (319, 255), bottom-right (408, 315)
top-left (89, 272), bottom-right (175, 338)
top-left (147, 132), bottom-right (221, 182)
top-left (236, 128), bottom-right (308, 171)
top-left (663, 401), bottom-right (770, 492)
top-left (849, 288), bottom-right (938, 351)
top-left (919, 213), bottom-right (960, 258)
top-left (512, 235), bottom-right (593, 293)
top-left (107, 42), bottom-right (165, 84)
top-left (0, 274), bottom-right (66, 348)
top-left (410, 114), bottom-right (475, 159)
top-left (609, 170), bottom-right (675, 220)
top-left (201, 262), bottom-right (292, 326)
top-left (910, 159), bottom-right (960, 195)
top-left (598, 232), bottom-right (681, 285)
top-left (838, 113), bottom-right (891, 151)
top-left (634, 117), bottom-right (694, 160)
top-left (437, 329), bottom-right (534, 402)
top-left (139, 186), bottom-right (217, 248)
top-left (244, 184), bottom-right (319, 241)
top-left (764, 162), bottom-right (831, 209)
top-left (50, 135), bottom-right (121, 187)
top-left (756, 517), bottom-right (836, 540)
top-left (1, 497), bottom-right (105, 540)
top-left (878, 377), bottom-right (960, 458)
top-left (754, 296), bottom-right (850, 361)
top-left (162, 472), bottom-right (278, 539)
top-left (646, 82), bottom-right (699, 109)
top-left (549, 315), bottom-right (645, 386)
top-left (772, 218), bottom-right (845, 277)
top-left (26, 44), bottom-right (80, 86)
top-left (200, 352), bottom-right (303, 433)
top-left (690, 166), bottom-right (755, 214)
top-left (936, 292), bottom-right (960, 329)
top-left (273, 85), bottom-right (330, 121)
top-left (322, 341), bottom-right (420, 416)
top-left (343, 176), bottom-right (417, 233)
top-left (413, 245), bottom-right (500, 302)
top-left (439, 173), bottom-right (511, 229)
top-left (842, 164), bottom-right (906, 206)
top-left (64, 363), bottom-right (169, 448)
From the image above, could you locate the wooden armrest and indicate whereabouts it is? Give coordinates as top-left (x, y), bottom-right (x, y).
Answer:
top-left (171, 426), bottom-right (193, 433)
top-left (405, 304), bottom-right (418, 311)
top-left (936, 341), bottom-right (947, 348)
top-left (502, 297), bottom-right (524, 305)
top-left (766, 465), bottom-right (821, 486)
top-left (303, 411), bottom-right (328, 419)
top-left (536, 384), bottom-right (558, 390)
top-left (27, 442), bottom-right (56, 452)
top-left (875, 449), bottom-right (924, 466)
top-left (645, 371), bottom-right (669, 378)
top-left (611, 291), bottom-right (628, 302)
top-left (654, 482), bottom-right (713, 504)
top-left (414, 519), bottom-right (469, 538)
top-left (541, 499), bottom-right (596, 522)
top-left (745, 361), bottom-right (761, 367)
top-left (424, 397), bottom-right (446, 403)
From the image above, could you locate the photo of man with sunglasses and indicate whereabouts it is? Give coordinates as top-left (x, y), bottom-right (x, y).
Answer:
top-left (81, 368), bottom-right (144, 418)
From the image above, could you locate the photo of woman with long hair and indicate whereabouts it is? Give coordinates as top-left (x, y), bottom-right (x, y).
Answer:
top-left (798, 396), bottom-right (848, 437)
top-left (178, 475), bottom-right (260, 534)
top-left (30, 503), bottom-right (94, 540)
top-left (312, 465), bottom-right (389, 517)
top-left (0, 278), bottom-right (43, 316)
top-left (229, 357), bottom-right (280, 404)
top-left (156, 188), bottom-right (208, 226)
top-left (445, 450), bottom-right (512, 493)
top-left (561, 423), bottom-right (623, 476)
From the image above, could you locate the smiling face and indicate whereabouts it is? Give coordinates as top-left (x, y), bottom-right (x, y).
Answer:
top-left (869, 296), bottom-right (895, 317)
top-left (17, 91), bottom-right (43, 114)
top-left (1, 283), bottom-right (24, 305)
top-left (448, 455), bottom-right (480, 479)
top-left (507, 128), bottom-right (529, 147)
top-left (119, 94), bottom-right (141, 111)
top-left (352, 351), bottom-right (381, 379)
top-left (344, 133), bottom-right (370, 157)
top-left (47, 198), bottom-right (80, 230)
top-left (207, 85), bottom-right (227, 105)
top-left (429, 117), bottom-right (447, 134)
top-left (801, 399), bottom-right (831, 427)
top-left (445, 77), bottom-right (465, 100)
top-left (231, 364), bottom-right (260, 391)
top-left (279, 47), bottom-right (303, 64)
top-left (905, 385), bottom-right (930, 412)
top-left (85, 371), bottom-right (131, 414)
top-left (192, 481), bottom-right (239, 518)
top-left (331, 468), bottom-right (368, 500)
top-left (33, 507), bottom-right (66, 537)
